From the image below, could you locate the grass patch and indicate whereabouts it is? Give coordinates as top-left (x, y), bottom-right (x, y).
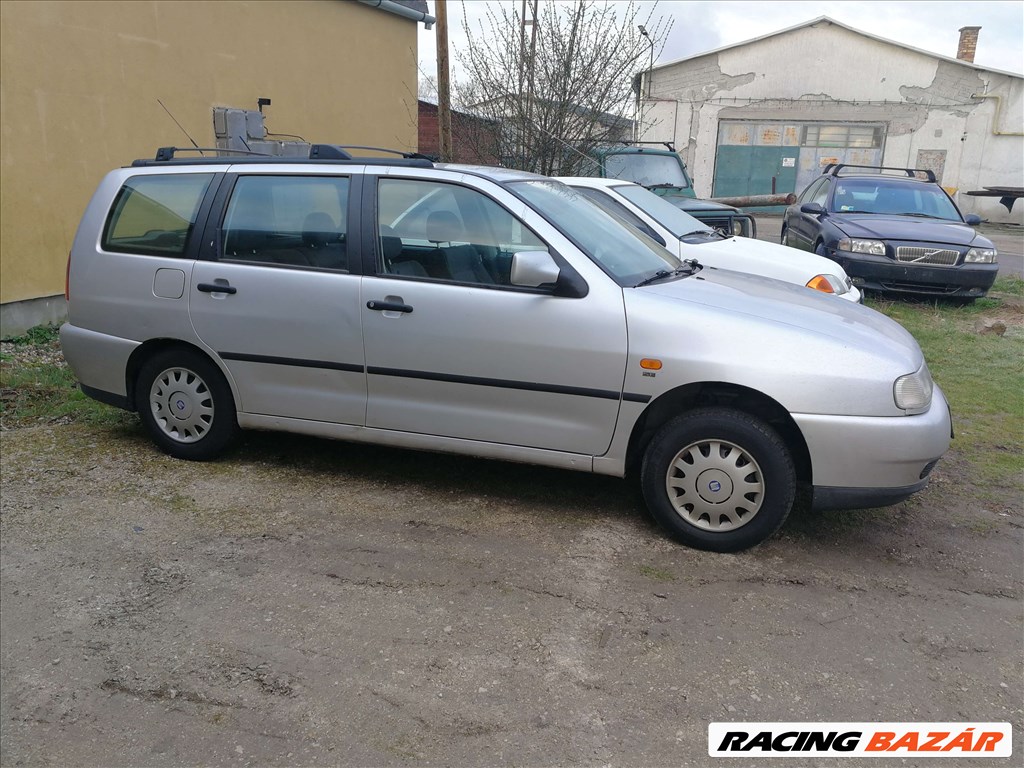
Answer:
top-left (866, 277), bottom-right (1024, 490)
top-left (638, 564), bottom-right (676, 582)
top-left (0, 326), bottom-right (133, 429)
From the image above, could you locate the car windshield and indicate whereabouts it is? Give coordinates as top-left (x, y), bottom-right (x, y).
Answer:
top-left (830, 178), bottom-right (962, 221)
top-left (603, 153), bottom-right (690, 188)
top-left (612, 184), bottom-right (715, 238)
top-left (510, 180), bottom-right (682, 285)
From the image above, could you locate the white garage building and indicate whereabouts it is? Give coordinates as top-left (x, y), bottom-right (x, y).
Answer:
top-left (638, 17), bottom-right (1023, 222)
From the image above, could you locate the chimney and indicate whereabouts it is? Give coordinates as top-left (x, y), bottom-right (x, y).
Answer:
top-left (957, 26), bottom-right (981, 63)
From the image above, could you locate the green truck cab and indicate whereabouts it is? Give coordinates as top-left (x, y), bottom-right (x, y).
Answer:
top-left (583, 144), bottom-right (756, 238)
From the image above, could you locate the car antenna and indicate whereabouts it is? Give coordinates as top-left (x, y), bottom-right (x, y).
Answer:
top-left (157, 99), bottom-right (205, 157)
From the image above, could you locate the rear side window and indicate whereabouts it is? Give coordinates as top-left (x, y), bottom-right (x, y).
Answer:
top-left (103, 174), bottom-right (214, 257)
top-left (221, 175), bottom-right (350, 271)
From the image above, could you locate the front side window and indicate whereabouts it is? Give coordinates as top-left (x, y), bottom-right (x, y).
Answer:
top-left (378, 178), bottom-right (547, 285)
top-left (103, 173), bottom-right (214, 257)
top-left (799, 178), bottom-right (827, 204)
top-left (221, 175), bottom-right (349, 270)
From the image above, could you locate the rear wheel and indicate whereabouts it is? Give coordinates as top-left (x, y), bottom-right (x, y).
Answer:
top-left (640, 408), bottom-right (795, 552)
top-left (135, 348), bottom-right (238, 461)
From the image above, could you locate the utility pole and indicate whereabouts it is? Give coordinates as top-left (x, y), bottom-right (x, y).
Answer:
top-left (435, 0), bottom-right (452, 162)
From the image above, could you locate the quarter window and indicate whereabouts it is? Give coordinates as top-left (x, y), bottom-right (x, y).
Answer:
top-left (221, 176), bottom-right (349, 270)
top-left (103, 173), bottom-right (214, 257)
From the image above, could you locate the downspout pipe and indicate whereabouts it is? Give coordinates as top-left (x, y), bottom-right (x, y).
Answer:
top-left (970, 94), bottom-right (1024, 136)
top-left (357, 0), bottom-right (436, 29)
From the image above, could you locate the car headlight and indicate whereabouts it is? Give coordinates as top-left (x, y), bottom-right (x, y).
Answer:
top-left (838, 238), bottom-right (886, 255)
top-left (965, 247), bottom-right (997, 263)
top-left (805, 274), bottom-right (850, 295)
top-left (732, 219), bottom-right (744, 237)
top-left (894, 364), bottom-right (934, 413)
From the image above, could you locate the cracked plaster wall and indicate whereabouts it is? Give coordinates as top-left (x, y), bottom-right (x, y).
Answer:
top-left (641, 20), bottom-right (1022, 221)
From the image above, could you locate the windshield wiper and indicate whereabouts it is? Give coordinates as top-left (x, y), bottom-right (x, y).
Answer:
top-left (893, 212), bottom-right (943, 219)
top-left (680, 229), bottom-right (718, 237)
top-left (645, 183), bottom-right (677, 189)
top-left (634, 260), bottom-right (700, 287)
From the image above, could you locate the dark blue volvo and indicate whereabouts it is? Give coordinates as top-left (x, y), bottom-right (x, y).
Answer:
top-left (782, 164), bottom-right (998, 300)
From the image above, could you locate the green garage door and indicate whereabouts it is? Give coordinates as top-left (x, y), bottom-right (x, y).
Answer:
top-left (713, 122), bottom-right (884, 213)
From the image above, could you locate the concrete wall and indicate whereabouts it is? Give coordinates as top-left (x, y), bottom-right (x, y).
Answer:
top-left (641, 19), bottom-right (1023, 223)
top-left (0, 0), bottom-right (422, 332)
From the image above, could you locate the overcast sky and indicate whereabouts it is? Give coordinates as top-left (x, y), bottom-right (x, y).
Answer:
top-left (417, 0), bottom-right (1024, 88)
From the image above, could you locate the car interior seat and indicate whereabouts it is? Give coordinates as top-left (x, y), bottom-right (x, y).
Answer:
top-left (425, 210), bottom-right (491, 284)
top-left (302, 212), bottom-right (347, 270)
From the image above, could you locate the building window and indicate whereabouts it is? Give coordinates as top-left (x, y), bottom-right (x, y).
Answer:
top-left (801, 125), bottom-right (882, 149)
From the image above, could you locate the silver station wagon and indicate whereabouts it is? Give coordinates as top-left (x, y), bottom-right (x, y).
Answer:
top-left (61, 146), bottom-right (953, 551)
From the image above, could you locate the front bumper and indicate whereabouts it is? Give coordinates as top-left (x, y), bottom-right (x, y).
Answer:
top-left (793, 386), bottom-right (952, 509)
top-left (826, 247), bottom-right (998, 297)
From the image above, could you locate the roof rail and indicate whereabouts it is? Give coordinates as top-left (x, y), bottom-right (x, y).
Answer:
top-left (322, 145), bottom-right (435, 161)
top-left (823, 163), bottom-right (936, 183)
top-left (153, 147), bottom-right (272, 161)
top-left (133, 144), bottom-right (435, 168)
top-left (611, 140), bottom-right (677, 152)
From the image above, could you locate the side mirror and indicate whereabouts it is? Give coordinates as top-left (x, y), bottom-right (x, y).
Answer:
top-left (965, 214), bottom-right (982, 226)
top-left (510, 250), bottom-right (560, 288)
top-left (800, 202), bottom-right (826, 215)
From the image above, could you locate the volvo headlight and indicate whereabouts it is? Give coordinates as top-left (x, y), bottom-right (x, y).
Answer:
top-left (965, 247), bottom-right (997, 263)
top-left (838, 238), bottom-right (886, 255)
top-left (805, 274), bottom-right (850, 295)
top-left (894, 364), bottom-right (934, 413)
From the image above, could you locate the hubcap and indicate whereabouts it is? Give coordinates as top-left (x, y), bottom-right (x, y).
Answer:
top-left (665, 439), bottom-right (764, 532)
top-left (149, 367), bottom-right (214, 444)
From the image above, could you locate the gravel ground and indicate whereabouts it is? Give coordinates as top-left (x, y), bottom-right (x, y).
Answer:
top-left (1, 386), bottom-right (1022, 766)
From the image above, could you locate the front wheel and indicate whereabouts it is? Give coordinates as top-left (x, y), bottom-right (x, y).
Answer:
top-left (135, 348), bottom-right (238, 461)
top-left (640, 408), bottom-right (795, 552)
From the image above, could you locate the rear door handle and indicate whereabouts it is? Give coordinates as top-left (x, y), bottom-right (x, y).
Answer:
top-left (367, 300), bottom-right (412, 313)
top-left (198, 282), bottom-right (237, 295)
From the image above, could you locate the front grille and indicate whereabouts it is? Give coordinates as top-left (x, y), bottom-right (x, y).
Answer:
top-left (895, 247), bottom-right (960, 266)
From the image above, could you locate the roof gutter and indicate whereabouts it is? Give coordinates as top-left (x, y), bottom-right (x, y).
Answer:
top-left (357, 0), bottom-right (435, 29)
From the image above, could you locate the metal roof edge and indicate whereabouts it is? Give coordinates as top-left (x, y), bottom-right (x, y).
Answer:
top-left (651, 15), bottom-right (1023, 80)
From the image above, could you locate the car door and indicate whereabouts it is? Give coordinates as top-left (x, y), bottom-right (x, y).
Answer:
top-left (787, 177), bottom-right (830, 251)
top-left (361, 174), bottom-right (628, 456)
top-left (189, 169), bottom-right (367, 424)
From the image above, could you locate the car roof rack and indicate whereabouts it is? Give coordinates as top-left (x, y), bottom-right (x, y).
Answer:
top-left (609, 140), bottom-right (677, 152)
top-left (131, 145), bottom-right (434, 168)
top-left (823, 163), bottom-right (936, 183)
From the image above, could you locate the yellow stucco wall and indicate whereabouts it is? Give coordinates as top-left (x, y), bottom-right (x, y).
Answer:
top-left (0, 0), bottom-right (421, 305)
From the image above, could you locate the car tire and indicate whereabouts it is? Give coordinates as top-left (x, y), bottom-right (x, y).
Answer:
top-left (814, 241), bottom-right (832, 259)
top-left (640, 408), bottom-right (795, 552)
top-left (135, 348), bottom-right (238, 461)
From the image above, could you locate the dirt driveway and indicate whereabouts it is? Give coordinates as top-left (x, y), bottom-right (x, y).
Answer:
top-left (1, 416), bottom-right (1021, 767)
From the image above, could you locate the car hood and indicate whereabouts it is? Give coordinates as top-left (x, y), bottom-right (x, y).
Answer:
top-left (639, 267), bottom-right (920, 362)
top-left (626, 268), bottom-right (927, 416)
top-left (828, 214), bottom-right (993, 247)
top-left (679, 235), bottom-right (860, 301)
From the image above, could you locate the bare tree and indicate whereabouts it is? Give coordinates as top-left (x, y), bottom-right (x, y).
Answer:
top-left (454, 0), bottom-right (670, 175)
